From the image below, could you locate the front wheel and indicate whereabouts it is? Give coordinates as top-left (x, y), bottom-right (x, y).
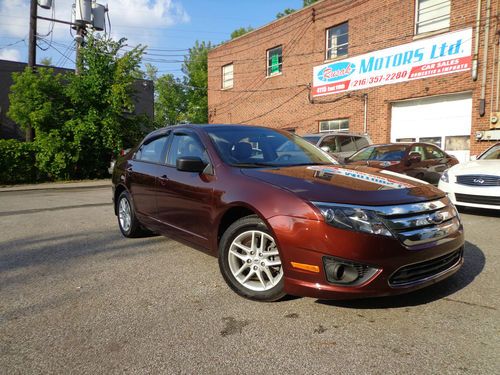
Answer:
top-left (117, 191), bottom-right (144, 238)
top-left (218, 215), bottom-right (286, 302)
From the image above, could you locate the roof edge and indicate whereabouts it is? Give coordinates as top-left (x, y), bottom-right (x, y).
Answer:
top-left (209, 0), bottom-right (327, 53)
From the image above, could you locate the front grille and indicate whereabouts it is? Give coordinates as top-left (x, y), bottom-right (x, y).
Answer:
top-left (455, 193), bottom-right (500, 206)
top-left (389, 248), bottom-right (463, 287)
top-left (456, 175), bottom-right (500, 187)
top-left (377, 199), bottom-right (461, 246)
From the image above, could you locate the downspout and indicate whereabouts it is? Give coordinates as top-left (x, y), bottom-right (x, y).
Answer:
top-left (479, 0), bottom-right (492, 117)
top-left (496, 33), bottom-right (500, 111)
top-left (472, 0), bottom-right (482, 81)
top-left (363, 94), bottom-right (368, 134)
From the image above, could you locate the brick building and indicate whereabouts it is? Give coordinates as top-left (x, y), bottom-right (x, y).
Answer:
top-left (208, 0), bottom-right (500, 160)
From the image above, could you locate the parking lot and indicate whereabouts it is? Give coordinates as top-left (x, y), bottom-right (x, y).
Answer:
top-left (0, 185), bottom-right (499, 374)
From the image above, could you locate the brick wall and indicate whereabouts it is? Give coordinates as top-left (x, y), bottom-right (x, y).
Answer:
top-left (208, 0), bottom-right (499, 155)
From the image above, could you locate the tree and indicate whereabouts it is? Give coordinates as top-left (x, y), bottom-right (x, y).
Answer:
top-left (8, 34), bottom-right (148, 180)
top-left (40, 57), bottom-right (52, 66)
top-left (182, 40), bottom-right (211, 124)
top-left (154, 74), bottom-right (187, 126)
top-left (276, 0), bottom-right (318, 18)
top-left (230, 26), bottom-right (254, 39)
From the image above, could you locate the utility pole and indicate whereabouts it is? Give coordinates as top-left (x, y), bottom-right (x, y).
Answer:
top-left (26, 0), bottom-right (37, 141)
top-left (75, 27), bottom-right (84, 75)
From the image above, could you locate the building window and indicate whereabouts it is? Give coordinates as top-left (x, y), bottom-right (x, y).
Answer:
top-left (326, 22), bottom-right (348, 60)
top-left (415, 0), bottom-right (451, 35)
top-left (267, 46), bottom-right (282, 76)
top-left (319, 119), bottom-right (349, 132)
top-left (222, 63), bottom-right (233, 89)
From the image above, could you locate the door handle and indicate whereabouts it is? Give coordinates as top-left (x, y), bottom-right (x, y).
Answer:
top-left (158, 175), bottom-right (169, 186)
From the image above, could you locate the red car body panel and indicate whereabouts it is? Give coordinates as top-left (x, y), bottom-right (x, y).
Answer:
top-left (112, 125), bottom-right (464, 300)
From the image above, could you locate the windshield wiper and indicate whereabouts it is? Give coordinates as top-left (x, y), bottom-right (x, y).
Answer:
top-left (232, 162), bottom-right (280, 168)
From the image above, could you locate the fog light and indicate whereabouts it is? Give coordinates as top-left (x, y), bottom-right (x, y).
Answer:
top-left (323, 256), bottom-right (379, 286)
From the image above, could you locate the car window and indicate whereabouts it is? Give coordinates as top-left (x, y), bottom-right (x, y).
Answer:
top-left (350, 145), bottom-right (407, 161)
top-left (206, 127), bottom-right (337, 166)
top-left (302, 136), bottom-right (321, 144)
top-left (409, 145), bottom-right (426, 161)
top-left (319, 136), bottom-right (339, 153)
top-left (479, 144), bottom-right (500, 160)
top-left (134, 136), bottom-right (168, 164)
top-left (337, 135), bottom-right (356, 152)
top-left (353, 136), bottom-right (369, 150)
top-left (167, 133), bottom-right (209, 166)
top-left (424, 145), bottom-right (445, 159)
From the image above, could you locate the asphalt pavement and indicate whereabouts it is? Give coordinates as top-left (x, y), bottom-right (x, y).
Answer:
top-left (0, 184), bottom-right (499, 374)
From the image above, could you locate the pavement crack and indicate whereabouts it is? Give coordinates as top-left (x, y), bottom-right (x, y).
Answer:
top-left (443, 297), bottom-right (497, 311)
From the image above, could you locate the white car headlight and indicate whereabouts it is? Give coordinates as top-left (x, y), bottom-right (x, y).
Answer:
top-left (312, 202), bottom-right (393, 237)
top-left (440, 169), bottom-right (449, 183)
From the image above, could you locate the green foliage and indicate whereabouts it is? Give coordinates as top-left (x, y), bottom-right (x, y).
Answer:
top-left (231, 26), bottom-right (254, 39)
top-left (182, 40), bottom-right (211, 124)
top-left (40, 57), bottom-right (52, 66)
top-left (7, 34), bottom-right (148, 181)
top-left (276, 8), bottom-right (296, 19)
top-left (155, 74), bottom-right (187, 126)
top-left (276, 0), bottom-right (318, 18)
top-left (0, 139), bottom-right (41, 184)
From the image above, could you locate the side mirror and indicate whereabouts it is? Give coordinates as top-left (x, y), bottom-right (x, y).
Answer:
top-left (176, 157), bottom-right (207, 173)
top-left (407, 152), bottom-right (422, 164)
top-left (470, 155), bottom-right (477, 161)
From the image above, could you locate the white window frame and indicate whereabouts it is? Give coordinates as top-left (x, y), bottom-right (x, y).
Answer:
top-left (325, 22), bottom-right (349, 60)
top-left (266, 46), bottom-right (282, 77)
top-left (319, 119), bottom-right (349, 132)
top-left (222, 63), bottom-right (233, 89)
top-left (415, 0), bottom-right (451, 35)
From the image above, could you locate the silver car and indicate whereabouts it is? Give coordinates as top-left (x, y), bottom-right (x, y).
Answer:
top-left (302, 132), bottom-right (372, 162)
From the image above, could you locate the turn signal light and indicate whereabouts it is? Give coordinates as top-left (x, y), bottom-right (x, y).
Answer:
top-left (291, 262), bottom-right (320, 273)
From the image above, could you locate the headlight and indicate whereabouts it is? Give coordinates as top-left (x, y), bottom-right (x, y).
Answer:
top-left (311, 202), bottom-right (393, 237)
top-left (440, 169), bottom-right (449, 183)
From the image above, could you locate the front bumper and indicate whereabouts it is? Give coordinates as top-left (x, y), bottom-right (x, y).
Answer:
top-left (268, 216), bottom-right (464, 300)
top-left (438, 180), bottom-right (500, 211)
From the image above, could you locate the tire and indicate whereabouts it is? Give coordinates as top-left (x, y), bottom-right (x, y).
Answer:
top-left (117, 190), bottom-right (144, 238)
top-left (218, 215), bottom-right (286, 302)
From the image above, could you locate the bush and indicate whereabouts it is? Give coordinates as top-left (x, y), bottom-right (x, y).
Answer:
top-left (0, 139), bottom-right (42, 184)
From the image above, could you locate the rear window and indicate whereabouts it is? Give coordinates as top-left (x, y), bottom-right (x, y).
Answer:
top-left (350, 145), bottom-right (407, 162)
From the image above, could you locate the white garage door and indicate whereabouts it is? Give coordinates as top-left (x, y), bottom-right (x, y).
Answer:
top-left (391, 92), bottom-right (472, 163)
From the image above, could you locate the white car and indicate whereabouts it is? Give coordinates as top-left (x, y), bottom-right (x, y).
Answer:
top-left (438, 143), bottom-right (500, 210)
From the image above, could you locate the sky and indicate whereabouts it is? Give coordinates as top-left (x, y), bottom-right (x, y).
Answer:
top-left (0, 0), bottom-right (303, 75)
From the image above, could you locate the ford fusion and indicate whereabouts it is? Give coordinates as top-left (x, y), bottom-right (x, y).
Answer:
top-left (112, 125), bottom-right (464, 301)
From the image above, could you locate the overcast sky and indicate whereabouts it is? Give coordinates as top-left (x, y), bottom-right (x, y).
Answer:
top-left (0, 0), bottom-right (302, 75)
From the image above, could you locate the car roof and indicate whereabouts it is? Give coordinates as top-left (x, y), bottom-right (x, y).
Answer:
top-left (303, 132), bottom-right (369, 137)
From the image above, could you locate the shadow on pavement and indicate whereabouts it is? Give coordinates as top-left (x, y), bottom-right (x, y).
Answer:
top-left (315, 240), bottom-right (485, 309)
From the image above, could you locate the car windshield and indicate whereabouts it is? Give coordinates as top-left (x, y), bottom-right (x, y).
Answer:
top-left (479, 144), bottom-right (500, 160)
top-left (349, 145), bottom-right (407, 162)
top-left (206, 127), bottom-right (337, 167)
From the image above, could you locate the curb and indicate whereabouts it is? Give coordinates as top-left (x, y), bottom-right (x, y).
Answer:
top-left (0, 180), bottom-right (111, 193)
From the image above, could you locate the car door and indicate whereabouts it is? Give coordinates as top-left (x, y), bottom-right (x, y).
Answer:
top-left (403, 144), bottom-right (429, 181)
top-left (155, 130), bottom-right (215, 248)
top-left (422, 144), bottom-right (450, 185)
top-left (128, 134), bottom-right (169, 219)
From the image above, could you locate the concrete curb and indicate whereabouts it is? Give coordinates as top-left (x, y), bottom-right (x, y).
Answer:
top-left (0, 180), bottom-right (111, 193)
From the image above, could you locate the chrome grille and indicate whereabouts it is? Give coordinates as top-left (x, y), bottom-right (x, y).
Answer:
top-left (389, 248), bottom-right (463, 287)
top-left (372, 198), bottom-right (461, 246)
top-left (456, 174), bottom-right (500, 187)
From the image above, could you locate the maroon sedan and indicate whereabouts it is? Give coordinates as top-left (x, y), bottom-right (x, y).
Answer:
top-left (112, 125), bottom-right (464, 301)
top-left (345, 143), bottom-right (459, 185)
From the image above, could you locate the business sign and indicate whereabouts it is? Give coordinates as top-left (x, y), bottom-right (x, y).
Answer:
top-left (312, 28), bottom-right (472, 97)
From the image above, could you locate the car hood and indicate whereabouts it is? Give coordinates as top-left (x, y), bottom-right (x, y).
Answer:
top-left (241, 165), bottom-right (444, 206)
top-left (448, 160), bottom-right (500, 176)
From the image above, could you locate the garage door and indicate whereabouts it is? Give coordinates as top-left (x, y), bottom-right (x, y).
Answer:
top-left (391, 93), bottom-right (472, 163)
